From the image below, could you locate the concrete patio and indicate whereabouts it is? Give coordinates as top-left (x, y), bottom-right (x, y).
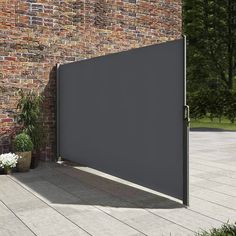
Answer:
top-left (0, 132), bottom-right (236, 236)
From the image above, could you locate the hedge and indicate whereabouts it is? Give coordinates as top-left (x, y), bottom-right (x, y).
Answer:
top-left (188, 89), bottom-right (236, 123)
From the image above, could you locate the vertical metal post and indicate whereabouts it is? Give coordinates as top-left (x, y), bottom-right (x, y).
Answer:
top-left (183, 35), bottom-right (189, 206)
top-left (56, 63), bottom-right (61, 161)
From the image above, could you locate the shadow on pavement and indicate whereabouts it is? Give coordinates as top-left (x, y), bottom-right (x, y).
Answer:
top-left (11, 162), bottom-right (184, 209)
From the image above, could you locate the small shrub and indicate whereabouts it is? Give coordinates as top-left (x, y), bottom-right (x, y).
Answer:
top-left (196, 222), bottom-right (236, 236)
top-left (188, 90), bottom-right (207, 120)
top-left (225, 91), bottom-right (236, 123)
top-left (207, 90), bottom-right (229, 123)
top-left (188, 89), bottom-right (234, 123)
top-left (13, 133), bottom-right (33, 152)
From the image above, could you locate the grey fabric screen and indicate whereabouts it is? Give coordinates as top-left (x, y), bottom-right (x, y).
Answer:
top-left (57, 38), bottom-right (188, 204)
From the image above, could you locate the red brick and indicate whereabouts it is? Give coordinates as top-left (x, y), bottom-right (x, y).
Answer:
top-left (4, 57), bottom-right (17, 61)
top-left (1, 118), bottom-right (14, 123)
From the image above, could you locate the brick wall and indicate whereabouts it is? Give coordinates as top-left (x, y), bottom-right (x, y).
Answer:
top-left (0, 0), bottom-right (182, 160)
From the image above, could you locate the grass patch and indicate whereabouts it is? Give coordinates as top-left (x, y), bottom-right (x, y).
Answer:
top-left (195, 222), bottom-right (236, 236)
top-left (190, 117), bottom-right (236, 131)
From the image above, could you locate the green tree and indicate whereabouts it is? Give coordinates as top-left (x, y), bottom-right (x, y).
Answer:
top-left (184, 0), bottom-right (236, 90)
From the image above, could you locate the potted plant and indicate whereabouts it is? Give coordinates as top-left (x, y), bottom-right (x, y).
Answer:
top-left (17, 90), bottom-right (45, 169)
top-left (13, 133), bottom-right (33, 172)
top-left (0, 153), bottom-right (19, 174)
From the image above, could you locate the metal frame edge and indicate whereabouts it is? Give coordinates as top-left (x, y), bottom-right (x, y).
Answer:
top-left (182, 35), bottom-right (189, 206)
top-left (56, 63), bottom-right (61, 160)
